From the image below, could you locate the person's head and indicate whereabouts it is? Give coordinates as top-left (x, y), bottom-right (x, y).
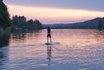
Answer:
top-left (47, 27), bottom-right (50, 29)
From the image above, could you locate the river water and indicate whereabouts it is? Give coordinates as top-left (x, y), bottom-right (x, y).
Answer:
top-left (0, 29), bottom-right (104, 70)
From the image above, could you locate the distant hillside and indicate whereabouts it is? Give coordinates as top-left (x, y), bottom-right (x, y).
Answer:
top-left (43, 17), bottom-right (104, 29)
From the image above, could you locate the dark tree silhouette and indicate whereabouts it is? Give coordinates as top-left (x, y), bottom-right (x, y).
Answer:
top-left (0, 0), bottom-right (11, 47)
top-left (12, 15), bottom-right (43, 30)
top-left (98, 19), bottom-right (104, 31)
top-left (0, 0), bottom-right (11, 30)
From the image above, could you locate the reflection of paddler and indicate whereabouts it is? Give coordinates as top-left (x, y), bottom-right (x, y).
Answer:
top-left (47, 45), bottom-right (52, 59)
top-left (47, 27), bottom-right (52, 43)
top-left (47, 45), bottom-right (52, 66)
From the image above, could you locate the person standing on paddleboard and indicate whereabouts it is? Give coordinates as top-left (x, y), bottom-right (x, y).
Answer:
top-left (47, 27), bottom-right (52, 43)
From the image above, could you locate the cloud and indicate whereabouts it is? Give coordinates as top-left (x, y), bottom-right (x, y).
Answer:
top-left (4, 0), bottom-right (104, 11)
top-left (7, 4), bottom-right (104, 23)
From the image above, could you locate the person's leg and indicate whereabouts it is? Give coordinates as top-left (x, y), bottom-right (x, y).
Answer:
top-left (47, 34), bottom-right (52, 43)
top-left (50, 35), bottom-right (52, 43)
top-left (47, 36), bottom-right (49, 43)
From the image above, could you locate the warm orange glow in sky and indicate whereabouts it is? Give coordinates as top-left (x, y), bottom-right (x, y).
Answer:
top-left (7, 4), bottom-right (104, 24)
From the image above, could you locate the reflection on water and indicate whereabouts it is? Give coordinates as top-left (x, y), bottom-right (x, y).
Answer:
top-left (94, 31), bottom-right (104, 42)
top-left (1, 29), bottom-right (104, 70)
top-left (10, 30), bottom-right (42, 45)
top-left (0, 28), bottom-right (11, 47)
top-left (10, 29), bottom-right (104, 46)
top-left (0, 34), bottom-right (10, 47)
top-left (11, 33), bottom-right (26, 43)
top-left (47, 45), bottom-right (52, 66)
top-left (0, 47), bottom-right (8, 70)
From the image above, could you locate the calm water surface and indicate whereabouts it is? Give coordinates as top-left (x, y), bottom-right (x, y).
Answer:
top-left (0, 29), bottom-right (104, 70)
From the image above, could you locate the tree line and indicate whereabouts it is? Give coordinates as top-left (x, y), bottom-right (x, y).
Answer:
top-left (97, 18), bottom-right (104, 31)
top-left (11, 15), bottom-right (43, 30)
top-left (0, 0), bottom-right (43, 31)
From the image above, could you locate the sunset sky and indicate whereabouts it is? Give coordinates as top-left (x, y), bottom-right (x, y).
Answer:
top-left (4, 0), bottom-right (104, 24)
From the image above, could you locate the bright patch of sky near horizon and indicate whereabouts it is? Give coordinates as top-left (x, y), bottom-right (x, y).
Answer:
top-left (4, 0), bottom-right (104, 24)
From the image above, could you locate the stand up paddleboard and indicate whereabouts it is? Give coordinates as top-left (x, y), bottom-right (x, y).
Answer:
top-left (45, 42), bottom-right (60, 45)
